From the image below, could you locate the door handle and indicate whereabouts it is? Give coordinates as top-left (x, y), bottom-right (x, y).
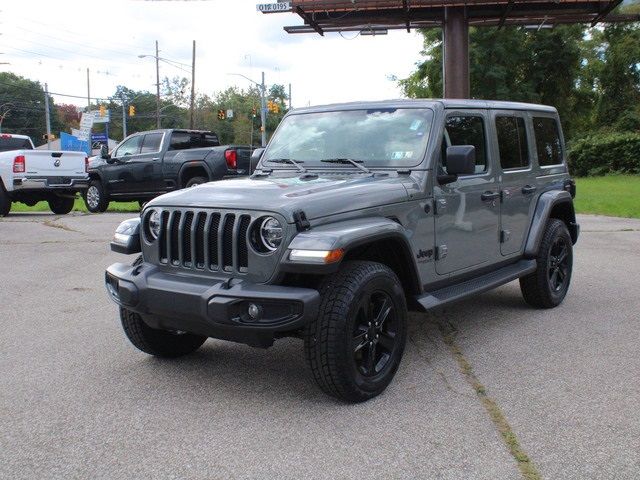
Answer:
top-left (481, 191), bottom-right (500, 201)
top-left (522, 185), bottom-right (537, 195)
top-left (151, 157), bottom-right (160, 161)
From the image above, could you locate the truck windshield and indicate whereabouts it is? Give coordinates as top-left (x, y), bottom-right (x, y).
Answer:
top-left (263, 108), bottom-right (434, 169)
top-left (0, 137), bottom-right (33, 152)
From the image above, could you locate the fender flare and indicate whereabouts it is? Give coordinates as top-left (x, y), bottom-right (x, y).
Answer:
top-left (283, 217), bottom-right (422, 292)
top-left (524, 190), bottom-right (578, 257)
top-left (177, 161), bottom-right (213, 187)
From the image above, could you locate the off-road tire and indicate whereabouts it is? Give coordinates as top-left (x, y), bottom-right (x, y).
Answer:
top-left (520, 218), bottom-right (573, 309)
top-left (84, 180), bottom-right (109, 213)
top-left (185, 176), bottom-right (207, 188)
top-left (304, 261), bottom-right (407, 402)
top-left (0, 183), bottom-right (11, 217)
top-left (48, 196), bottom-right (75, 215)
top-left (120, 308), bottom-right (207, 358)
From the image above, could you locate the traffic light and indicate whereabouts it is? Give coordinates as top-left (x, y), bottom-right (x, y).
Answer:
top-left (128, 105), bottom-right (136, 117)
top-left (99, 105), bottom-right (106, 117)
top-left (217, 109), bottom-right (226, 120)
top-left (251, 106), bottom-right (257, 117)
top-left (42, 133), bottom-right (56, 140)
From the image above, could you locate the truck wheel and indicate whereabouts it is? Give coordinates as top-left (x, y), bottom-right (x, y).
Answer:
top-left (84, 180), bottom-right (109, 213)
top-left (0, 185), bottom-right (10, 217)
top-left (120, 307), bottom-right (207, 358)
top-left (304, 261), bottom-right (407, 402)
top-left (520, 219), bottom-right (573, 309)
top-left (48, 196), bottom-right (75, 215)
top-left (185, 176), bottom-right (207, 188)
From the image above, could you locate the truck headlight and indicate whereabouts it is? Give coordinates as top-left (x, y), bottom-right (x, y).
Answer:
top-left (251, 216), bottom-right (283, 253)
top-left (143, 209), bottom-right (162, 242)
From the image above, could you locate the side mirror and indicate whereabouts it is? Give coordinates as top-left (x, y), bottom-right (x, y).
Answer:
top-left (100, 144), bottom-right (111, 160)
top-left (250, 147), bottom-right (265, 173)
top-left (438, 145), bottom-right (476, 184)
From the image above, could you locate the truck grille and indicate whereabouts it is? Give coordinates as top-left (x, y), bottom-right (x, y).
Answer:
top-left (158, 209), bottom-right (252, 273)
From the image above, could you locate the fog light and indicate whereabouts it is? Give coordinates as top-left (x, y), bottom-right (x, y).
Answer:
top-left (248, 303), bottom-right (262, 320)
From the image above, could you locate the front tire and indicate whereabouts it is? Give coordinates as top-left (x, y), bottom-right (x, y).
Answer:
top-left (48, 196), bottom-right (75, 215)
top-left (304, 261), bottom-right (407, 402)
top-left (84, 180), bottom-right (109, 213)
top-left (520, 218), bottom-right (573, 309)
top-left (120, 308), bottom-right (207, 358)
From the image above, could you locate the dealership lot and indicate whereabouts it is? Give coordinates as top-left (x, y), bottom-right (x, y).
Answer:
top-left (1, 212), bottom-right (639, 479)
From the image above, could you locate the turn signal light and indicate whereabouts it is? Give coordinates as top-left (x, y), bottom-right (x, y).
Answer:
top-left (289, 248), bottom-right (345, 264)
top-left (224, 149), bottom-right (237, 169)
top-left (13, 155), bottom-right (25, 173)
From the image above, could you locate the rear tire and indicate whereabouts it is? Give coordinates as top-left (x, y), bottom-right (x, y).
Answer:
top-left (185, 176), bottom-right (207, 188)
top-left (120, 308), bottom-right (207, 358)
top-left (84, 180), bottom-right (109, 213)
top-left (520, 219), bottom-right (573, 309)
top-left (304, 261), bottom-right (407, 402)
top-left (0, 185), bottom-right (11, 217)
top-left (48, 196), bottom-right (75, 215)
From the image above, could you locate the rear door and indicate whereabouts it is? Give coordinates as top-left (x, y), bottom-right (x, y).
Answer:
top-left (492, 111), bottom-right (536, 256)
top-left (434, 110), bottom-right (501, 275)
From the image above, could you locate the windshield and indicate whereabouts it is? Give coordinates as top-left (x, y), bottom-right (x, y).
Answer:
top-left (263, 108), bottom-right (434, 168)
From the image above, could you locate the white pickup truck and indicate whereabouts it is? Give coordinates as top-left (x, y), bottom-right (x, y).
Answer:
top-left (0, 134), bottom-right (89, 216)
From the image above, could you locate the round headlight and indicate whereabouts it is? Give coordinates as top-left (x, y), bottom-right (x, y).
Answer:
top-left (148, 209), bottom-right (162, 240)
top-left (260, 217), bottom-right (283, 251)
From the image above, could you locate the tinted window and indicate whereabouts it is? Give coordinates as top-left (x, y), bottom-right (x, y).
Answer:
top-left (169, 131), bottom-right (220, 150)
top-left (114, 135), bottom-right (142, 157)
top-left (443, 115), bottom-right (486, 174)
top-left (140, 133), bottom-right (163, 153)
top-left (0, 137), bottom-right (33, 152)
top-left (533, 117), bottom-right (562, 166)
top-left (496, 116), bottom-right (529, 169)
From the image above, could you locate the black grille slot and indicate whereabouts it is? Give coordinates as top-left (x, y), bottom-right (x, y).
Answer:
top-left (194, 213), bottom-right (206, 269)
top-left (222, 214), bottom-right (236, 271)
top-left (159, 211), bottom-right (170, 262)
top-left (170, 211), bottom-right (181, 265)
top-left (208, 213), bottom-right (221, 269)
top-left (182, 212), bottom-right (194, 266)
top-left (238, 215), bottom-right (251, 270)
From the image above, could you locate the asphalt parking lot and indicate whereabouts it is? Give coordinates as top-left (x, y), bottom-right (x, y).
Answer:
top-left (1, 212), bottom-right (639, 479)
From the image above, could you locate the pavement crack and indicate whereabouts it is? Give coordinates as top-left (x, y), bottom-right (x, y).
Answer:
top-left (437, 321), bottom-right (542, 480)
top-left (42, 218), bottom-right (81, 233)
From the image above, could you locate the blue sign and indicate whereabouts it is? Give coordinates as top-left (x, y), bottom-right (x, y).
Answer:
top-left (91, 133), bottom-right (108, 143)
top-left (60, 132), bottom-right (90, 155)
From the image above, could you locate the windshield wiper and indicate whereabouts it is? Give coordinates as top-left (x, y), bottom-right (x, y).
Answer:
top-left (268, 158), bottom-right (306, 172)
top-left (321, 158), bottom-right (371, 173)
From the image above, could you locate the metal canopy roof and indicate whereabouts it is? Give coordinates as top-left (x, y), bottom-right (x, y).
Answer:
top-left (275, 0), bottom-right (639, 34)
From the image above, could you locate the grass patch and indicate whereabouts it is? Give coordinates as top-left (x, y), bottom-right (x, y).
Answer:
top-left (574, 175), bottom-right (640, 219)
top-left (10, 198), bottom-right (140, 214)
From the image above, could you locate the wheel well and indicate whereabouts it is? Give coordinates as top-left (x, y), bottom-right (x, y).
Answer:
top-left (342, 237), bottom-right (421, 296)
top-left (550, 200), bottom-right (578, 243)
top-left (181, 166), bottom-right (209, 187)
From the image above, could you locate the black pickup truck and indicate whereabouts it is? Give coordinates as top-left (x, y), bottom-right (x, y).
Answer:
top-left (84, 129), bottom-right (251, 212)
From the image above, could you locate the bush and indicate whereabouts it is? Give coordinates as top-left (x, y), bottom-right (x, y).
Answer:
top-left (568, 132), bottom-right (640, 176)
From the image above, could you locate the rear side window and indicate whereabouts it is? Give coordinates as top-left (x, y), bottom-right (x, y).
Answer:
top-left (533, 117), bottom-right (562, 166)
top-left (169, 132), bottom-right (220, 150)
top-left (496, 116), bottom-right (529, 170)
top-left (140, 133), bottom-right (163, 153)
top-left (443, 115), bottom-right (487, 173)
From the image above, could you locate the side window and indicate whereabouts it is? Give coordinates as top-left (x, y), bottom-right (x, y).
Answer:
top-left (140, 133), bottom-right (163, 153)
top-left (443, 115), bottom-right (487, 174)
top-left (496, 116), bottom-right (529, 170)
top-left (169, 132), bottom-right (191, 150)
top-left (114, 135), bottom-right (142, 157)
top-left (532, 117), bottom-right (562, 166)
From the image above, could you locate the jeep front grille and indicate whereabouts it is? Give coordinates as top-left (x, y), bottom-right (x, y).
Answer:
top-left (159, 209), bottom-right (251, 273)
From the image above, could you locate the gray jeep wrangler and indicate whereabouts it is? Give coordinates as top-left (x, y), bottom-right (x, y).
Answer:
top-left (105, 100), bottom-right (579, 402)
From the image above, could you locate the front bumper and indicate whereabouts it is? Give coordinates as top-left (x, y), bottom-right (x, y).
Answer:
top-left (105, 262), bottom-right (320, 348)
top-left (13, 176), bottom-right (89, 191)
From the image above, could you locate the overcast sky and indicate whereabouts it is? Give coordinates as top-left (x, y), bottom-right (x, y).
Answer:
top-left (0, 0), bottom-right (425, 108)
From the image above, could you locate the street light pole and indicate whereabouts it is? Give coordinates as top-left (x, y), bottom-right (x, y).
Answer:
top-left (44, 83), bottom-right (52, 150)
top-left (260, 71), bottom-right (267, 147)
top-left (155, 40), bottom-right (161, 128)
top-left (190, 40), bottom-right (196, 129)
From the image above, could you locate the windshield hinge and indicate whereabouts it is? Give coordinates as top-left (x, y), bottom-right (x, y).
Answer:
top-left (293, 210), bottom-right (311, 232)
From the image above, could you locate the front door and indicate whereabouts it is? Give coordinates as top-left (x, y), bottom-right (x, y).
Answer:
top-left (108, 133), bottom-right (163, 195)
top-left (434, 111), bottom-right (501, 275)
top-left (492, 111), bottom-right (537, 256)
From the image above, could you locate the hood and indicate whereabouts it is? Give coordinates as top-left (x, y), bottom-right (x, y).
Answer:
top-left (147, 172), bottom-right (410, 222)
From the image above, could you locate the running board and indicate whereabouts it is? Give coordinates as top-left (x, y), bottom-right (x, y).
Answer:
top-left (415, 259), bottom-right (537, 311)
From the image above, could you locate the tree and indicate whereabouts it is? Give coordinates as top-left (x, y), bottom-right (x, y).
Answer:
top-left (56, 103), bottom-right (81, 132)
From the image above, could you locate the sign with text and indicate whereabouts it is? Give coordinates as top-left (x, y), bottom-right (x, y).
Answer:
top-left (77, 112), bottom-right (95, 141)
top-left (256, 2), bottom-right (291, 12)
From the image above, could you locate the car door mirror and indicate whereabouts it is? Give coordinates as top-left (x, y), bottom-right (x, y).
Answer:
top-left (250, 147), bottom-right (265, 172)
top-left (438, 145), bottom-right (476, 184)
top-left (100, 144), bottom-right (111, 160)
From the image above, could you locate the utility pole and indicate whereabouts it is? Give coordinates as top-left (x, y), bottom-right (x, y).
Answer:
top-left (288, 83), bottom-right (292, 110)
top-left (190, 40), bottom-right (196, 129)
top-left (260, 71), bottom-right (267, 147)
top-left (121, 97), bottom-right (127, 139)
top-left (44, 83), bottom-right (52, 150)
top-left (155, 40), bottom-right (161, 128)
top-left (86, 68), bottom-right (91, 112)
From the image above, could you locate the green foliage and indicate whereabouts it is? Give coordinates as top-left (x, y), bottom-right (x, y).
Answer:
top-left (568, 132), bottom-right (640, 176)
